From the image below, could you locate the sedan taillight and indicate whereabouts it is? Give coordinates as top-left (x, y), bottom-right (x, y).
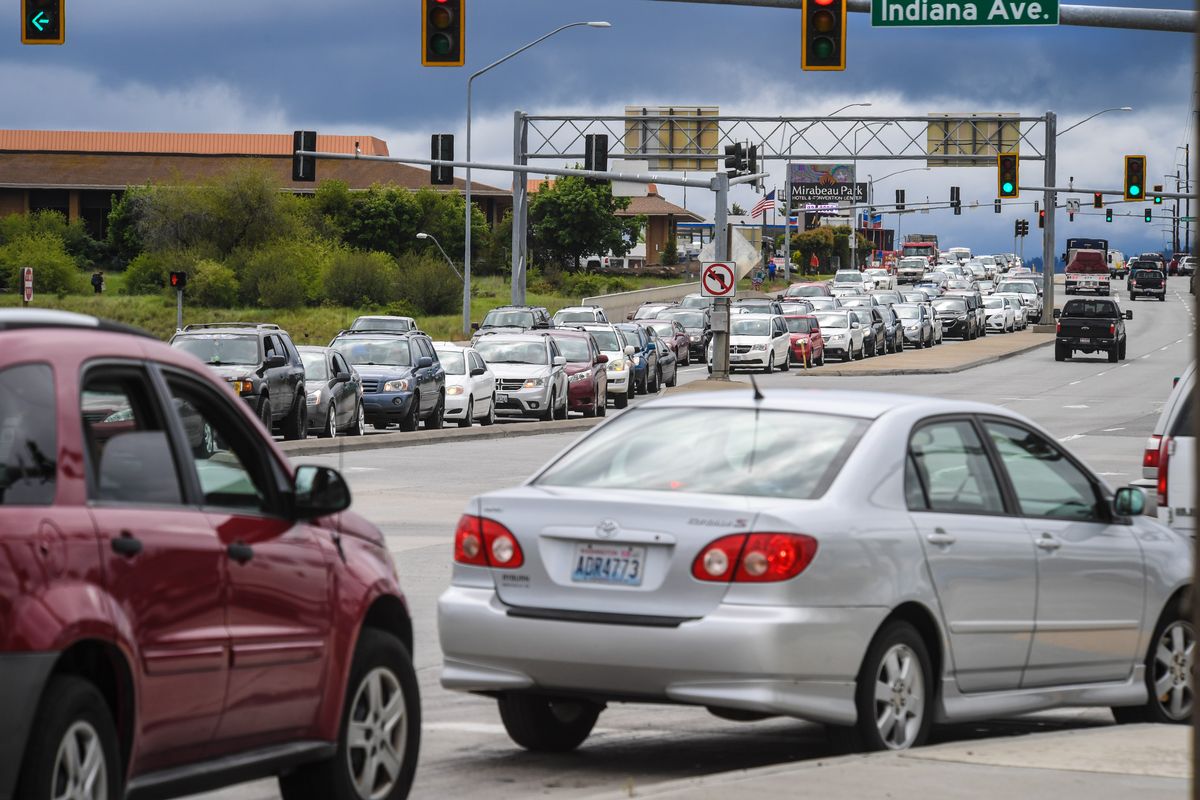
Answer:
top-left (692, 533), bottom-right (818, 583)
top-left (454, 514), bottom-right (524, 569)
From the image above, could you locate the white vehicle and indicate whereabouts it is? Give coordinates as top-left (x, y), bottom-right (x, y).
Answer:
top-left (896, 257), bottom-right (928, 284)
top-left (553, 305), bottom-right (609, 326)
top-left (434, 342), bottom-right (498, 427)
top-left (719, 314), bottom-right (792, 373)
top-left (995, 280), bottom-right (1043, 319)
top-left (832, 270), bottom-right (874, 291)
top-left (976, 255), bottom-right (999, 278)
top-left (813, 310), bottom-right (866, 361)
top-left (472, 334), bottom-right (568, 421)
top-left (946, 246), bottom-right (972, 263)
top-left (830, 286), bottom-right (866, 299)
top-left (1146, 363), bottom-right (1195, 535)
top-left (995, 292), bottom-right (1029, 329)
top-left (578, 324), bottom-right (634, 409)
top-left (965, 262), bottom-right (988, 281)
top-left (864, 268), bottom-right (896, 290)
top-left (983, 296), bottom-right (1016, 333)
top-left (1108, 249), bottom-right (1128, 279)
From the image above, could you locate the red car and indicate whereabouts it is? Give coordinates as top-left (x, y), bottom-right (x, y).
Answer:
top-left (545, 329), bottom-right (608, 417)
top-left (783, 282), bottom-right (832, 299)
top-left (643, 319), bottom-right (691, 366)
top-left (784, 314), bottom-right (826, 367)
top-left (0, 310), bottom-right (420, 800)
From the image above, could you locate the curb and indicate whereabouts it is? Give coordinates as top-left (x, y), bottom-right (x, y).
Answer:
top-left (796, 336), bottom-right (1054, 377)
top-left (277, 416), bottom-right (603, 457)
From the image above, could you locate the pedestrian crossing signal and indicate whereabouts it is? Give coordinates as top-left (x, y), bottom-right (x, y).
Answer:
top-left (169, 271), bottom-right (188, 290)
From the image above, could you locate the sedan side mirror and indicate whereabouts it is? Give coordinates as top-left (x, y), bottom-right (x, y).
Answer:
top-left (1125, 310), bottom-right (1133, 320)
top-left (292, 465), bottom-right (351, 520)
top-left (470, 366), bottom-right (486, 377)
top-left (553, 356), bottom-right (567, 367)
top-left (1113, 486), bottom-right (1146, 517)
top-left (624, 345), bottom-right (636, 356)
top-left (850, 322), bottom-right (861, 329)
top-left (597, 354), bottom-right (609, 364)
top-left (334, 371), bottom-right (352, 384)
top-left (1052, 308), bottom-right (1061, 319)
top-left (417, 356), bottom-right (433, 369)
top-left (471, 322), bottom-right (480, 331)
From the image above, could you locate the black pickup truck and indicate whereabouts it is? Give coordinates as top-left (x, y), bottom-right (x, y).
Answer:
top-left (1054, 298), bottom-right (1132, 363)
top-left (1128, 264), bottom-right (1166, 301)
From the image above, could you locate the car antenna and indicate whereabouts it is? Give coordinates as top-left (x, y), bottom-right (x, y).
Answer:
top-left (749, 374), bottom-right (764, 402)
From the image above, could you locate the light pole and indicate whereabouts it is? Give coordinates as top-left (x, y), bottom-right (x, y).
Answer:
top-left (463, 21), bottom-right (611, 337)
top-left (417, 232), bottom-right (463, 282)
top-left (1056, 106), bottom-right (1133, 136)
top-left (866, 166), bottom-right (930, 262)
top-left (782, 102), bottom-right (871, 280)
top-left (851, 122), bottom-right (891, 269)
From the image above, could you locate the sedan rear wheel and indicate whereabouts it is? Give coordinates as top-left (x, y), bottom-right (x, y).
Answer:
top-left (837, 621), bottom-right (933, 752)
top-left (458, 399), bottom-right (473, 429)
top-left (497, 694), bottom-right (602, 752)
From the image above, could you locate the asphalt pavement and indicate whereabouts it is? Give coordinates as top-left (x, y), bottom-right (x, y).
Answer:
top-left (191, 277), bottom-right (1195, 800)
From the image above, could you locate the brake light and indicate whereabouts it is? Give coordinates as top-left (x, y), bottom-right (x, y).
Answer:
top-left (1109, 324), bottom-right (1116, 336)
top-left (1055, 321), bottom-right (1060, 334)
top-left (1158, 438), bottom-right (1171, 507)
top-left (692, 533), bottom-right (818, 583)
top-left (454, 514), bottom-right (524, 569)
top-left (1143, 435), bottom-right (1162, 470)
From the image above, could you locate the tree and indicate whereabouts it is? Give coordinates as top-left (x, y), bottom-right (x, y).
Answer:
top-left (661, 233), bottom-right (679, 266)
top-left (730, 202), bottom-right (747, 216)
top-left (793, 227), bottom-right (834, 274)
top-left (529, 176), bottom-right (643, 271)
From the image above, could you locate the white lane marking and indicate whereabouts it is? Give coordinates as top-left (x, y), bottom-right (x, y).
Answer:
top-left (1063, 404), bottom-right (1089, 409)
top-left (1102, 427), bottom-right (1125, 432)
top-left (1096, 372), bottom-right (1107, 377)
top-left (1069, 380), bottom-right (1081, 386)
top-left (1058, 434), bottom-right (1086, 443)
top-left (1141, 355), bottom-right (1151, 359)
top-left (1120, 364), bottom-right (1130, 368)
top-left (1097, 472), bottom-right (1128, 477)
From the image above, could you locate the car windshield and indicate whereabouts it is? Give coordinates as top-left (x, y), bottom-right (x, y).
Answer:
top-left (436, 350), bottom-right (466, 375)
top-left (634, 306), bottom-right (671, 320)
top-left (933, 299), bottom-right (967, 313)
top-left (662, 310), bottom-right (704, 328)
top-left (998, 282), bottom-right (1036, 295)
top-left (1132, 269), bottom-right (1163, 279)
top-left (300, 352), bottom-right (329, 380)
top-left (680, 295), bottom-right (714, 309)
top-left (647, 322), bottom-right (675, 339)
top-left (814, 313), bottom-right (849, 329)
top-left (554, 310), bottom-right (596, 323)
top-left (482, 310), bottom-right (535, 328)
top-left (926, 272), bottom-right (948, 282)
top-left (351, 317), bottom-right (412, 332)
top-left (735, 302), bottom-right (771, 313)
top-left (834, 271), bottom-right (862, 282)
top-left (902, 293), bottom-right (926, 302)
top-left (335, 338), bottom-right (412, 367)
top-left (536, 407), bottom-right (868, 500)
top-left (173, 334), bottom-right (259, 366)
top-left (809, 298), bottom-right (839, 310)
top-left (785, 317), bottom-right (815, 333)
top-left (550, 336), bottom-right (592, 362)
top-left (779, 302), bottom-right (811, 314)
top-left (841, 299), bottom-right (870, 309)
top-left (786, 285), bottom-right (826, 297)
top-left (586, 329), bottom-right (621, 351)
top-left (619, 330), bottom-right (642, 349)
top-left (1063, 300), bottom-right (1120, 318)
top-left (894, 305), bottom-right (920, 320)
top-left (731, 319), bottom-right (771, 336)
top-left (474, 340), bottom-right (548, 365)
top-left (984, 297), bottom-right (1006, 309)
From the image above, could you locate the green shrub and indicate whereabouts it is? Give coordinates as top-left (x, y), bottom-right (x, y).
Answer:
top-left (123, 250), bottom-right (175, 294)
top-left (397, 253), bottom-right (460, 315)
top-left (0, 233), bottom-right (83, 295)
top-left (238, 239), bottom-right (331, 308)
top-left (188, 260), bottom-right (239, 307)
top-left (323, 250), bottom-right (400, 308)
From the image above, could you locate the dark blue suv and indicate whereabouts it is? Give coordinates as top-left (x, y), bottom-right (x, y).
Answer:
top-left (329, 329), bottom-right (446, 431)
top-left (614, 323), bottom-right (661, 395)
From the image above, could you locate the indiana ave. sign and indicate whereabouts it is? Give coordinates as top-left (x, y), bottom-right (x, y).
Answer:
top-left (873, 0), bottom-right (1059, 26)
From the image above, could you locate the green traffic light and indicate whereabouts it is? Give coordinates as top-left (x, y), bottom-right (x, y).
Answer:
top-left (429, 33), bottom-right (453, 55)
top-left (1002, 181), bottom-right (1014, 194)
top-left (1129, 185), bottom-right (1141, 196)
top-left (812, 37), bottom-right (835, 58)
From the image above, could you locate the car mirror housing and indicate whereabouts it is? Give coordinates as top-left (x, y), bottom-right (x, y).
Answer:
top-left (334, 371), bottom-right (352, 384)
top-left (471, 322), bottom-right (480, 331)
top-left (263, 354), bottom-right (287, 369)
top-left (624, 345), bottom-right (636, 356)
top-left (292, 465), bottom-right (351, 519)
top-left (470, 366), bottom-right (486, 376)
top-left (417, 356), bottom-right (434, 369)
top-left (1125, 310), bottom-right (1133, 320)
top-left (1052, 309), bottom-right (1061, 319)
top-left (597, 354), bottom-right (609, 364)
top-left (1113, 486), bottom-right (1146, 517)
top-left (553, 356), bottom-right (567, 367)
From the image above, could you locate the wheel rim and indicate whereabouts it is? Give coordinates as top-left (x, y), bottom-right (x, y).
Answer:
top-left (1153, 620), bottom-right (1195, 721)
top-left (328, 408), bottom-right (337, 438)
top-left (346, 667), bottom-right (408, 800)
top-left (356, 403), bottom-right (365, 435)
top-left (873, 644), bottom-right (925, 750)
top-left (52, 721), bottom-right (107, 800)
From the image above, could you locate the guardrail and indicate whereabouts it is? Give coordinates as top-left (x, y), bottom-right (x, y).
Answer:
top-left (582, 282), bottom-right (701, 322)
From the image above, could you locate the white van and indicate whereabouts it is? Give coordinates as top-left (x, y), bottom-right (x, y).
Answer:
top-left (1108, 249), bottom-right (1128, 279)
top-left (946, 246), bottom-right (972, 263)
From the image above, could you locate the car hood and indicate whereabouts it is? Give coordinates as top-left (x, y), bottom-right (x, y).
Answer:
top-left (489, 363), bottom-right (553, 379)
top-left (564, 363), bottom-right (592, 376)
top-left (349, 364), bottom-right (415, 381)
top-left (312, 509), bottom-right (385, 548)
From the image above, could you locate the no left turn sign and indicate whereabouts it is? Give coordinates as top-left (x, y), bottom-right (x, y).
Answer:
top-left (701, 262), bottom-right (736, 298)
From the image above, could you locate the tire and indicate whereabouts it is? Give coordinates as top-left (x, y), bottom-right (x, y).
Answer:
top-left (279, 630), bottom-right (421, 800)
top-left (458, 399), bottom-right (473, 428)
top-left (283, 393), bottom-right (307, 441)
top-left (1119, 341), bottom-right (1127, 360)
top-left (597, 386), bottom-right (607, 416)
top-left (480, 395), bottom-right (496, 426)
top-left (16, 676), bottom-right (123, 800)
top-left (399, 394), bottom-right (419, 432)
top-left (1113, 612), bottom-right (1194, 726)
top-left (1107, 345), bottom-right (1119, 363)
top-left (424, 394), bottom-right (445, 429)
top-left (1160, 295), bottom-right (1166, 302)
top-left (834, 621), bottom-right (933, 752)
top-left (1055, 344), bottom-right (1067, 362)
top-left (634, 370), bottom-right (646, 396)
top-left (539, 392), bottom-right (555, 422)
top-left (668, 364), bottom-right (679, 385)
top-left (319, 406), bottom-right (337, 439)
top-left (765, 353), bottom-right (775, 374)
top-left (614, 390), bottom-right (628, 409)
top-left (583, 389), bottom-right (597, 418)
top-left (649, 367), bottom-right (660, 394)
top-left (816, 351), bottom-right (825, 367)
top-left (497, 694), bottom-right (602, 753)
top-left (780, 353), bottom-right (790, 373)
top-left (554, 389), bottom-right (569, 420)
top-left (682, 349), bottom-right (690, 366)
top-left (1131, 292), bottom-right (1138, 301)
top-left (349, 402), bottom-right (365, 436)
top-left (258, 395), bottom-right (273, 434)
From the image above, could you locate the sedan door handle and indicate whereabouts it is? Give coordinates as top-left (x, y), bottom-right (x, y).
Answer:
top-left (227, 541), bottom-right (254, 564)
top-left (1036, 534), bottom-right (1062, 552)
top-left (926, 531), bottom-right (956, 546)
top-left (110, 532), bottom-right (143, 558)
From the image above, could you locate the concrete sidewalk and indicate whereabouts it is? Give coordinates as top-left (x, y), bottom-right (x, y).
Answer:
top-left (584, 724), bottom-right (1187, 800)
top-left (800, 328), bottom-right (1054, 377)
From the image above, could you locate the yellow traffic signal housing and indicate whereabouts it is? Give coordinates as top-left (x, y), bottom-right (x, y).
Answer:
top-left (1123, 155), bottom-right (1146, 201)
top-left (422, 0), bottom-right (464, 67)
top-left (997, 153), bottom-right (1019, 198)
top-left (802, 0), bottom-right (846, 71)
top-left (22, 0), bottom-right (64, 44)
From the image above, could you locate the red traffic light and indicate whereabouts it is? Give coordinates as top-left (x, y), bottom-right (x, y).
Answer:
top-left (169, 271), bottom-right (188, 289)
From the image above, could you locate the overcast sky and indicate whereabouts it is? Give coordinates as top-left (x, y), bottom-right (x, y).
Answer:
top-left (3, 0), bottom-right (1194, 255)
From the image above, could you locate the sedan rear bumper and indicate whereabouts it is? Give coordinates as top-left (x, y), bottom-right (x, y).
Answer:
top-left (438, 585), bottom-right (885, 726)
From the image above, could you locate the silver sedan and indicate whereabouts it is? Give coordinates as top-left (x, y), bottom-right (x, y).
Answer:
top-left (438, 390), bottom-right (1192, 753)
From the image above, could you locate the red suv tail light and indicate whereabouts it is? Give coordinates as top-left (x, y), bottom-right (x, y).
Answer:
top-left (1143, 435), bottom-right (1163, 470)
top-left (1157, 437), bottom-right (1172, 507)
top-left (692, 533), bottom-right (818, 583)
top-left (454, 515), bottom-right (525, 569)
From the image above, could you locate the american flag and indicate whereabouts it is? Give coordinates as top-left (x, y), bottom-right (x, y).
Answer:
top-left (750, 189), bottom-right (776, 218)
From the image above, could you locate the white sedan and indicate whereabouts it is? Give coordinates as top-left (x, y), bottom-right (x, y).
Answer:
top-left (864, 268), bottom-right (896, 290)
top-left (434, 342), bottom-right (498, 427)
top-left (995, 293), bottom-right (1030, 329)
top-left (708, 314), bottom-right (793, 373)
top-left (982, 296), bottom-right (1016, 333)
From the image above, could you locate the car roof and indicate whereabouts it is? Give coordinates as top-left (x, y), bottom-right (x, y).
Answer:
top-left (0, 309), bottom-right (156, 339)
top-left (544, 328), bottom-right (592, 340)
top-left (297, 345), bottom-right (330, 353)
top-left (641, 388), bottom-right (1000, 421)
top-left (431, 341), bottom-right (468, 350)
top-left (355, 314), bottom-right (414, 321)
top-left (475, 333), bottom-right (547, 343)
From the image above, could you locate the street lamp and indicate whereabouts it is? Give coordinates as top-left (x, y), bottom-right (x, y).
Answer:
top-left (866, 166), bottom-right (930, 255)
top-left (782, 102), bottom-right (871, 279)
top-left (417, 232), bottom-right (463, 282)
top-left (851, 122), bottom-right (892, 269)
top-left (463, 21), bottom-right (611, 336)
top-left (1056, 106), bottom-right (1133, 137)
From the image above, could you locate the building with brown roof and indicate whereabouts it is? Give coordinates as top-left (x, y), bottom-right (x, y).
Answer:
top-left (0, 130), bottom-right (510, 240)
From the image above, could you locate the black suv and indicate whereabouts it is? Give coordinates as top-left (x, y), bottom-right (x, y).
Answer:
top-left (170, 323), bottom-right (307, 439)
top-left (472, 305), bottom-right (553, 338)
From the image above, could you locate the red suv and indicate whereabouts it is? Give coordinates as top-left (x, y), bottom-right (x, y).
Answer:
top-left (0, 311), bottom-right (420, 800)
top-left (543, 329), bottom-right (608, 417)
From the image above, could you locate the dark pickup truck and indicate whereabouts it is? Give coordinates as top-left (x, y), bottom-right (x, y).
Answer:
top-left (1054, 298), bottom-right (1132, 363)
top-left (1128, 264), bottom-right (1166, 301)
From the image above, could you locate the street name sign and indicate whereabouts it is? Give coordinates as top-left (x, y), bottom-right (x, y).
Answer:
top-left (701, 262), bottom-right (737, 298)
top-left (873, 0), bottom-right (1059, 27)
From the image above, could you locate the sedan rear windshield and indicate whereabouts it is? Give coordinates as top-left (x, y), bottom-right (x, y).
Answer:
top-left (662, 310), bottom-right (705, 328)
top-left (536, 407), bottom-right (868, 500)
top-left (785, 285), bottom-right (826, 297)
top-left (172, 334), bottom-right (259, 366)
top-left (554, 310), bottom-right (597, 323)
top-left (894, 305), bottom-right (921, 320)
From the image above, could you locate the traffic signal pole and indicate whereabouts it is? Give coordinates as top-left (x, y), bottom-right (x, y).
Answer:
top-left (1041, 112), bottom-right (1056, 327)
top-left (711, 172), bottom-right (732, 381)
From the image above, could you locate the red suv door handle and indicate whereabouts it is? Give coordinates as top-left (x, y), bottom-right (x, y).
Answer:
top-left (227, 541), bottom-right (254, 564)
top-left (111, 532), bottom-right (143, 558)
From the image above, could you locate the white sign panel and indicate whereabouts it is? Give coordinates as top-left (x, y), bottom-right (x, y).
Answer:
top-left (609, 160), bottom-right (651, 198)
top-left (701, 262), bottom-right (736, 298)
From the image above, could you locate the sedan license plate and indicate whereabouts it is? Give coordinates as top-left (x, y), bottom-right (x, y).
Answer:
top-left (571, 543), bottom-right (646, 587)
top-left (495, 393), bottom-right (508, 403)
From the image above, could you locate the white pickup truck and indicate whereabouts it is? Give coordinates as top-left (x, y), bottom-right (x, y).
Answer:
top-left (1144, 363), bottom-right (1195, 535)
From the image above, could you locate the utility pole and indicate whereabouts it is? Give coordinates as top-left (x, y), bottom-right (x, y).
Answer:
top-left (711, 172), bottom-right (732, 381)
top-left (1041, 111), bottom-right (1057, 325)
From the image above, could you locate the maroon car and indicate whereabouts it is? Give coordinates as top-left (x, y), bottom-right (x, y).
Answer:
top-left (643, 319), bottom-right (691, 366)
top-left (784, 282), bottom-right (833, 299)
top-left (544, 329), bottom-right (608, 417)
top-left (0, 310), bottom-right (420, 800)
top-left (784, 314), bottom-right (827, 367)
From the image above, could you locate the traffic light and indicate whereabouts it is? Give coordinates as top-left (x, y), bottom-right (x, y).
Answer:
top-left (1124, 155), bottom-right (1146, 201)
top-left (430, 134), bottom-right (454, 185)
top-left (1145, 208), bottom-right (1153, 223)
top-left (22, 0), bottom-right (63, 44)
top-left (169, 271), bottom-right (188, 290)
top-left (895, 189), bottom-right (905, 211)
top-left (422, 0), bottom-right (464, 67)
top-left (1106, 208), bottom-right (1113, 223)
top-left (994, 199), bottom-right (1001, 214)
top-left (1153, 184), bottom-right (1164, 205)
top-left (1020, 219), bottom-right (1029, 236)
top-left (748, 144), bottom-right (759, 176)
top-left (292, 130), bottom-right (317, 183)
top-left (1093, 192), bottom-right (1103, 209)
top-left (802, 0), bottom-right (846, 71)
top-left (1038, 210), bottom-right (1046, 229)
top-left (996, 153), bottom-right (1019, 198)
top-left (724, 143), bottom-right (748, 176)
top-left (1013, 219), bottom-right (1021, 237)
top-left (584, 134), bottom-right (609, 174)
top-left (950, 186), bottom-right (961, 215)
